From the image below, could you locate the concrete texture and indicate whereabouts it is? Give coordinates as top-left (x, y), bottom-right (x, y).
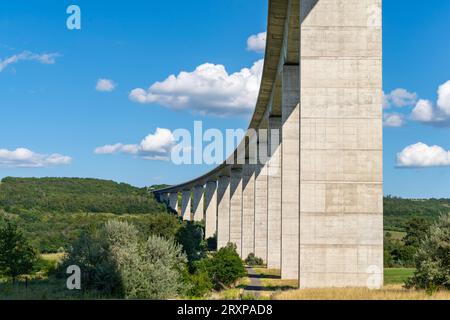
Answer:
top-left (204, 181), bottom-right (218, 239)
top-left (254, 140), bottom-right (268, 262)
top-left (230, 168), bottom-right (243, 257)
top-left (267, 116), bottom-right (282, 269)
top-left (169, 192), bottom-right (179, 214)
top-left (181, 190), bottom-right (192, 221)
top-left (298, 0), bottom-right (383, 288)
top-left (281, 65), bottom-right (300, 280)
top-left (242, 164), bottom-right (256, 259)
top-left (217, 175), bottom-right (230, 249)
top-left (192, 185), bottom-right (205, 222)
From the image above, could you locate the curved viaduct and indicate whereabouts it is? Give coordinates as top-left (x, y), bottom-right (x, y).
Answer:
top-left (154, 0), bottom-right (383, 288)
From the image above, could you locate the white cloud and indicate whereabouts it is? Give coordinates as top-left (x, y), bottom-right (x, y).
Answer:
top-left (384, 88), bottom-right (418, 108)
top-left (437, 80), bottom-right (450, 116)
top-left (95, 128), bottom-right (176, 161)
top-left (411, 99), bottom-right (434, 122)
top-left (0, 148), bottom-right (72, 168)
top-left (129, 59), bottom-right (264, 117)
top-left (96, 79), bottom-right (117, 92)
top-left (247, 32), bottom-right (267, 53)
top-left (383, 113), bottom-right (404, 127)
top-left (407, 81), bottom-right (450, 126)
top-left (0, 51), bottom-right (60, 72)
top-left (397, 142), bottom-right (450, 168)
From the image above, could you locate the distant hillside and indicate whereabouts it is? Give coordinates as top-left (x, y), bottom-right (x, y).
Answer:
top-left (0, 177), bottom-right (165, 214)
top-left (384, 196), bottom-right (450, 231)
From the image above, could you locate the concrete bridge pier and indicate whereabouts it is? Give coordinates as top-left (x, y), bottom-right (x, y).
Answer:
top-left (267, 116), bottom-right (282, 269)
top-left (181, 189), bottom-right (192, 221)
top-left (254, 127), bottom-right (269, 262)
top-left (217, 175), bottom-right (230, 249)
top-left (204, 181), bottom-right (218, 240)
top-left (242, 164), bottom-right (256, 260)
top-left (192, 185), bottom-right (205, 222)
top-left (281, 64), bottom-right (300, 280)
top-left (230, 168), bottom-right (243, 257)
top-left (169, 192), bottom-right (179, 213)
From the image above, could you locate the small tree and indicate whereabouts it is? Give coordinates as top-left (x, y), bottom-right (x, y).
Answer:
top-left (406, 214), bottom-right (450, 293)
top-left (0, 220), bottom-right (37, 281)
top-left (206, 243), bottom-right (246, 288)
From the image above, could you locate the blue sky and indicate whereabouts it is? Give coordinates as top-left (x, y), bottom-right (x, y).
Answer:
top-left (1, 0), bottom-right (450, 198)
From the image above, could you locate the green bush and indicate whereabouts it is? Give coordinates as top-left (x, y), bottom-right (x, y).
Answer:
top-left (245, 253), bottom-right (264, 266)
top-left (406, 214), bottom-right (450, 293)
top-left (183, 269), bottom-right (213, 298)
top-left (197, 243), bottom-right (246, 289)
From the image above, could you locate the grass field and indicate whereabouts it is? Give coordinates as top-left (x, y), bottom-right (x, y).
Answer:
top-left (384, 268), bottom-right (415, 285)
top-left (274, 285), bottom-right (450, 300)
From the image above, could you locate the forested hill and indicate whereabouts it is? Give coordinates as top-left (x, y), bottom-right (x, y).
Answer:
top-left (0, 177), bottom-right (165, 214)
top-left (384, 196), bottom-right (450, 231)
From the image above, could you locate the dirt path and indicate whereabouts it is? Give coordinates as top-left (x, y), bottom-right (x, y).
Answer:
top-left (243, 267), bottom-right (263, 298)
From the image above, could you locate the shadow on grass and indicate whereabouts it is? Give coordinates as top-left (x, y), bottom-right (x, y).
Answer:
top-left (0, 277), bottom-right (107, 300)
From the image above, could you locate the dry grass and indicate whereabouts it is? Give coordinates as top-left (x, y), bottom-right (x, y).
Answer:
top-left (274, 285), bottom-right (450, 300)
top-left (41, 253), bottom-right (66, 263)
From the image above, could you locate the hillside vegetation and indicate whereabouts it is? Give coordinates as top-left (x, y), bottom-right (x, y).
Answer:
top-left (384, 196), bottom-right (450, 231)
top-left (0, 177), bottom-right (170, 252)
top-left (0, 177), bottom-right (165, 214)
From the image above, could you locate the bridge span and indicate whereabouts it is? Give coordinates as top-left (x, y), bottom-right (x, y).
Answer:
top-left (154, 0), bottom-right (383, 289)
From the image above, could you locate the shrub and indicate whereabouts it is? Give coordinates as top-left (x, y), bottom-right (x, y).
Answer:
top-left (245, 253), bottom-right (264, 266)
top-left (183, 269), bottom-right (213, 298)
top-left (406, 214), bottom-right (450, 293)
top-left (200, 243), bottom-right (246, 288)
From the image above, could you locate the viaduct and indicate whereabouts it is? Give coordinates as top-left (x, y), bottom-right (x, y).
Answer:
top-left (154, 0), bottom-right (383, 289)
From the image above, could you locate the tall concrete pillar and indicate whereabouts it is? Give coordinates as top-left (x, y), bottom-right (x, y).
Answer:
top-left (192, 185), bottom-right (205, 222)
top-left (229, 168), bottom-right (243, 257)
top-left (281, 65), bottom-right (300, 280)
top-left (242, 164), bottom-right (256, 259)
top-left (181, 190), bottom-right (192, 221)
top-left (254, 131), bottom-right (268, 262)
top-left (298, 0), bottom-right (383, 288)
top-left (160, 193), bottom-right (169, 204)
top-left (169, 192), bottom-right (179, 213)
top-left (204, 181), bottom-right (218, 240)
top-left (267, 116), bottom-right (282, 269)
top-left (217, 175), bottom-right (230, 249)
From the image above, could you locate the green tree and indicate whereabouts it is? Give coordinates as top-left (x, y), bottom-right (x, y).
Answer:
top-left (404, 218), bottom-right (431, 247)
top-left (0, 220), bottom-right (37, 281)
top-left (198, 243), bottom-right (246, 288)
top-left (176, 221), bottom-right (206, 264)
top-left (406, 214), bottom-right (450, 292)
top-left (62, 220), bottom-right (188, 299)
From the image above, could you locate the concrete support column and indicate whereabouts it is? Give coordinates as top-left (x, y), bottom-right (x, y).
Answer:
top-left (160, 193), bottom-right (169, 204)
top-left (255, 131), bottom-right (268, 261)
top-left (181, 190), bottom-right (192, 221)
top-left (267, 116), bottom-right (282, 269)
top-left (217, 176), bottom-right (230, 249)
top-left (204, 181), bottom-right (218, 240)
top-left (298, 0), bottom-right (383, 288)
top-left (192, 185), bottom-right (205, 222)
top-left (242, 164), bottom-right (256, 259)
top-left (281, 64), bottom-right (300, 280)
top-left (169, 192), bottom-right (179, 214)
top-left (229, 168), bottom-right (243, 257)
